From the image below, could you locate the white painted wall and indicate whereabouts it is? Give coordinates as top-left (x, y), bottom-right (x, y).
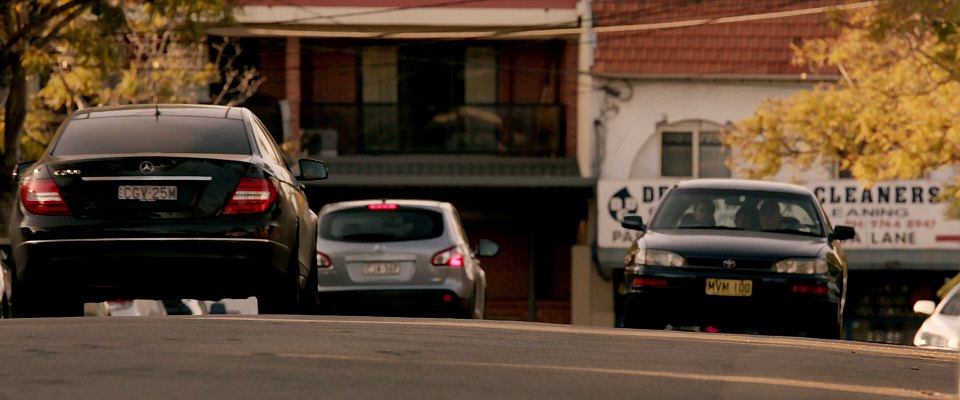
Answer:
top-left (235, 6), bottom-right (579, 27)
top-left (597, 79), bottom-right (833, 182)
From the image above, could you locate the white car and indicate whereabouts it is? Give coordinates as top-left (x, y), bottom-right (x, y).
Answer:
top-left (202, 297), bottom-right (259, 315)
top-left (0, 243), bottom-right (10, 318)
top-left (107, 300), bottom-right (168, 317)
top-left (913, 283), bottom-right (960, 350)
top-left (107, 298), bottom-right (259, 316)
top-left (315, 199), bottom-right (498, 318)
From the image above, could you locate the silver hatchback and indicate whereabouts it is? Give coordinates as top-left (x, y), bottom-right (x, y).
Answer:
top-left (315, 199), bottom-right (498, 318)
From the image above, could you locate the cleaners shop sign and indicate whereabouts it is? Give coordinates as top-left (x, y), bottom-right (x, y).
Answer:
top-left (598, 179), bottom-right (960, 250)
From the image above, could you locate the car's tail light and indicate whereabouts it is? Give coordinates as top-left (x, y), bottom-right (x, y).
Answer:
top-left (21, 178), bottom-right (71, 216)
top-left (632, 277), bottom-right (668, 287)
top-left (317, 251), bottom-right (333, 269)
top-left (368, 203), bottom-right (398, 210)
top-left (432, 246), bottom-right (465, 267)
top-left (792, 284), bottom-right (828, 295)
top-left (224, 177), bottom-right (278, 215)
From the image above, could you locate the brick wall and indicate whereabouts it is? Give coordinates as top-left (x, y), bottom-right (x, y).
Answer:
top-left (498, 42), bottom-right (562, 103)
top-left (463, 219), bottom-right (531, 301)
top-left (486, 299), bottom-right (571, 324)
top-left (462, 205), bottom-right (576, 325)
top-left (285, 38), bottom-right (302, 147)
top-left (497, 40), bottom-right (575, 157)
top-left (251, 38), bottom-right (286, 100)
top-left (302, 41), bottom-right (357, 103)
top-left (560, 38), bottom-right (579, 162)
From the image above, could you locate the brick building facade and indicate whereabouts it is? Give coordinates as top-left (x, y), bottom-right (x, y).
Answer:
top-left (213, 0), bottom-right (591, 323)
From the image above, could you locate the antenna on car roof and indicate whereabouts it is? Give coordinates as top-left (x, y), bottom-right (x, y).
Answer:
top-left (154, 103), bottom-right (160, 120)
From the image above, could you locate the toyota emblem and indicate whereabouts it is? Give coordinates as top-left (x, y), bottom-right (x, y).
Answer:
top-left (722, 259), bottom-right (736, 269)
top-left (139, 161), bottom-right (155, 175)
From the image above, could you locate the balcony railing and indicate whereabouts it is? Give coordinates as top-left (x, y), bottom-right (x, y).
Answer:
top-left (301, 103), bottom-right (566, 157)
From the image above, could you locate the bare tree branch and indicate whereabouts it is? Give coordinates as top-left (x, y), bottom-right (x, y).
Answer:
top-left (2, 0), bottom-right (95, 53)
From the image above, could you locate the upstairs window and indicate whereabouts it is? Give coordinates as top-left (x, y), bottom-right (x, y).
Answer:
top-left (659, 120), bottom-right (730, 178)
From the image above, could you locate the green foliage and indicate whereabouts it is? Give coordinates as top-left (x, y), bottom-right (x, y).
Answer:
top-left (726, 4), bottom-right (960, 218)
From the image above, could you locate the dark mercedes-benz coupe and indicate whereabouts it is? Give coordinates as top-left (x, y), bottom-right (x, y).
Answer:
top-left (9, 104), bottom-right (328, 317)
top-left (620, 179), bottom-right (856, 338)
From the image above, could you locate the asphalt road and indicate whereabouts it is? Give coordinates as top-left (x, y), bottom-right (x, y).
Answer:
top-left (0, 316), bottom-right (956, 400)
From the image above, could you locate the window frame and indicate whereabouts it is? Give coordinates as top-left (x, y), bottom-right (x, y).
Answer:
top-left (658, 120), bottom-right (730, 179)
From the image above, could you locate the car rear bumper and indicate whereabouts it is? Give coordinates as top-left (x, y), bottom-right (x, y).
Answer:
top-left (13, 238), bottom-right (290, 301)
top-left (317, 288), bottom-right (470, 316)
top-left (624, 267), bottom-right (839, 332)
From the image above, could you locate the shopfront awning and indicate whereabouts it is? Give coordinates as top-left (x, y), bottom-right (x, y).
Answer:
top-left (303, 155), bottom-right (596, 189)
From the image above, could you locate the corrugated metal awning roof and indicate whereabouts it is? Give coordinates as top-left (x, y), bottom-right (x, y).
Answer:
top-left (304, 155), bottom-right (595, 188)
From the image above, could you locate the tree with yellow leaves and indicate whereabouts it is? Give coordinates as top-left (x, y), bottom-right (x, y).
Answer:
top-left (724, 2), bottom-right (960, 218)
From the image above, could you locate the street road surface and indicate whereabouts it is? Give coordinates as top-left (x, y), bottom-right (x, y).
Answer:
top-left (0, 316), bottom-right (955, 399)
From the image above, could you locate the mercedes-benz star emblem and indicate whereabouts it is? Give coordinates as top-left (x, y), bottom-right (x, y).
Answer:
top-left (722, 259), bottom-right (736, 269)
top-left (139, 161), bottom-right (155, 175)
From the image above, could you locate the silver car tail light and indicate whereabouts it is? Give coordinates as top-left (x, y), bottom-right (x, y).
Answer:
top-left (317, 251), bottom-right (333, 269)
top-left (432, 246), bottom-right (464, 267)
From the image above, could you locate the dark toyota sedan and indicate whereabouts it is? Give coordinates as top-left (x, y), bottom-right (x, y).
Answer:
top-left (619, 179), bottom-right (856, 338)
top-left (9, 104), bottom-right (328, 318)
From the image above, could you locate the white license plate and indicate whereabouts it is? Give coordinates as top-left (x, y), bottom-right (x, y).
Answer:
top-left (362, 263), bottom-right (401, 276)
top-left (117, 185), bottom-right (178, 201)
top-left (705, 278), bottom-right (753, 297)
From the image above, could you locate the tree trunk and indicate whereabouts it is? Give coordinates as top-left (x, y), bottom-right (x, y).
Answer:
top-left (0, 64), bottom-right (10, 115)
top-left (0, 55), bottom-right (26, 239)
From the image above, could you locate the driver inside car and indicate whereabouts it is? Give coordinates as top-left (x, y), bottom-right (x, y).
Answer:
top-left (679, 199), bottom-right (716, 227)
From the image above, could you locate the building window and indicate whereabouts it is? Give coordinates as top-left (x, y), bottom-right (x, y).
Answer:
top-left (835, 163), bottom-right (854, 179)
top-left (659, 120), bottom-right (730, 178)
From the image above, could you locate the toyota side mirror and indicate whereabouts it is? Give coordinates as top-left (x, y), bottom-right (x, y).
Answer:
top-left (913, 300), bottom-right (936, 316)
top-left (830, 225), bottom-right (856, 241)
top-left (621, 215), bottom-right (646, 232)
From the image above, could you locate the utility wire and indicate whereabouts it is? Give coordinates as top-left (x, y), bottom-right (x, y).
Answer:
top-left (255, 0), bottom-right (494, 25)
top-left (210, 0), bottom-right (842, 90)
top-left (222, 0), bottom-right (869, 40)
top-left (48, 0), bottom-right (856, 100)
top-left (203, 0), bottom-right (858, 92)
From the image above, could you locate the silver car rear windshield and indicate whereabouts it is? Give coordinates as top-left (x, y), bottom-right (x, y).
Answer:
top-left (320, 207), bottom-right (444, 242)
top-left (52, 116), bottom-right (251, 155)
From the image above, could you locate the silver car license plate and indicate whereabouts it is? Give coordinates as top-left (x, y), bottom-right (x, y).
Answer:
top-left (362, 263), bottom-right (401, 276)
top-left (117, 185), bottom-right (178, 201)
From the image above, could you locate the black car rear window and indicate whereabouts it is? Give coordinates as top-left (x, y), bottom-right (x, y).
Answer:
top-left (320, 206), bottom-right (444, 242)
top-left (52, 116), bottom-right (250, 155)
